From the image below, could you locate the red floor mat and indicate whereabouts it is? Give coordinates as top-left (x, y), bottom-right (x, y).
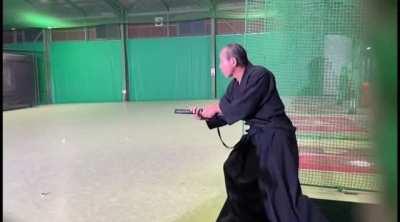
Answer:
top-left (289, 115), bottom-right (366, 133)
top-left (299, 149), bottom-right (375, 173)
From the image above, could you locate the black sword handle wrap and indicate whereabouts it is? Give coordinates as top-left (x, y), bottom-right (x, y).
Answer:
top-left (174, 108), bottom-right (227, 129)
top-left (174, 108), bottom-right (204, 115)
top-left (174, 109), bottom-right (194, 114)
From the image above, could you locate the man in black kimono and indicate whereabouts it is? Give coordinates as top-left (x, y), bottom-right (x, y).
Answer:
top-left (191, 43), bottom-right (328, 222)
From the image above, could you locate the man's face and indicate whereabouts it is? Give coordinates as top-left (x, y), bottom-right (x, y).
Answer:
top-left (219, 48), bottom-right (235, 78)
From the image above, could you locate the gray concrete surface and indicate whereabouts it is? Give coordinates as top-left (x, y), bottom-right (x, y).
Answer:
top-left (3, 101), bottom-right (242, 222)
top-left (3, 101), bottom-right (379, 222)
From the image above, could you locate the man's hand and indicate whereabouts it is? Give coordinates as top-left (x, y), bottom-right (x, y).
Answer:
top-left (190, 103), bottom-right (221, 120)
top-left (190, 106), bottom-right (205, 120)
top-left (202, 103), bottom-right (221, 118)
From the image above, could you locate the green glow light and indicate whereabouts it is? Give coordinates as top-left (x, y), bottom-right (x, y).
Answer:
top-left (21, 12), bottom-right (75, 28)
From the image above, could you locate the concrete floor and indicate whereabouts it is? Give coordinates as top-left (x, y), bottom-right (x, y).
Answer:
top-left (3, 101), bottom-right (379, 222)
top-left (4, 101), bottom-right (242, 222)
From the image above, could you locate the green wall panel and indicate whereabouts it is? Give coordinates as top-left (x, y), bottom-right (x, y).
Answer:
top-left (50, 40), bottom-right (123, 103)
top-left (4, 34), bottom-right (323, 103)
top-left (127, 36), bottom-right (211, 101)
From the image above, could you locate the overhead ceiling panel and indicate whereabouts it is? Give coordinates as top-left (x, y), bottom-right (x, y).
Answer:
top-left (3, 0), bottom-right (245, 29)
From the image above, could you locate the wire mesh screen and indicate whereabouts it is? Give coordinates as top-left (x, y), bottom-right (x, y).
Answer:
top-left (127, 19), bottom-right (211, 38)
top-left (244, 0), bottom-right (378, 191)
top-left (3, 53), bottom-right (39, 110)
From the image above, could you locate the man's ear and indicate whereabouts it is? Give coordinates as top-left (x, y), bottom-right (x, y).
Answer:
top-left (231, 57), bottom-right (237, 67)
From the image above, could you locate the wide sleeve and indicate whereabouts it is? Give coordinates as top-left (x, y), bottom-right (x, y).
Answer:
top-left (204, 80), bottom-right (234, 129)
top-left (220, 80), bottom-right (234, 104)
top-left (205, 115), bottom-right (228, 129)
top-left (219, 73), bottom-right (270, 124)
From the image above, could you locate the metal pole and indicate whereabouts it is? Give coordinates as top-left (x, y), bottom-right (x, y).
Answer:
top-left (166, 11), bottom-right (170, 36)
top-left (22, 30), bottom-right (26, 42)
top-left (43, 29), bottom-right (53, 104)
top-left (210, 7), bottom-right (217, 98)
top-left (13, 30), bottom-right (17, 43)
top-left (160, 0), bottom-right (170, 37)
top-left (33, 31), bottom-right (43, 42)
top-left (120, 11), bottom-right (130, 101)
top-left (33, 55), bottom-right (40, 105)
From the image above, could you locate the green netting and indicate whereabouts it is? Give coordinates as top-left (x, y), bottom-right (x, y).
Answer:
top-left (244, 0), bottom-right (377, 191)
top-left (216, 33), bottom-right (320, 97)
top-left (50, 40), bottom-right (124, 103)
top-left (127, 36), bottom-right (211, 101)
top-left (3, 42), bottom-right (47, 104)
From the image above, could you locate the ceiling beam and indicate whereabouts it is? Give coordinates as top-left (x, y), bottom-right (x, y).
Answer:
top-left (126, 8), bottom-right (209, 17)
top-left (23, 0), bottom-right (39, 9)
top-left (64, 0), bottom-right (87, 18)
top-left (126, 0), bottom-right (145, 11)
top-left (160, 0), bottom-right (170, 11)
top-left (102, 0), bottom-right (126, 17)
top-left (208, 0), bottom-right (217, 18)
